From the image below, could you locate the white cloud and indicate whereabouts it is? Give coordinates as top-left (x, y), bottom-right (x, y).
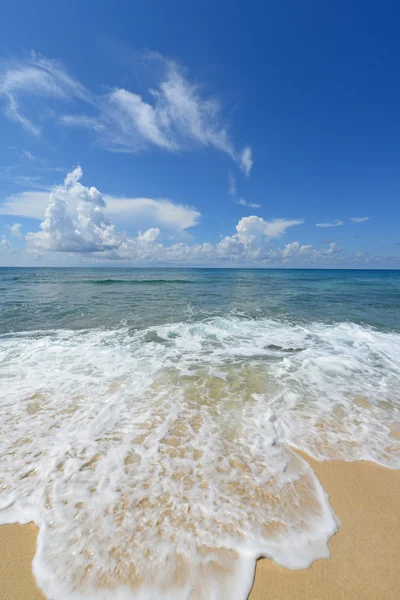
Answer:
top-left (316, 220), bottom-right (344, 228)
top-left (105, 196), bottom-right (200, 231)
top-left (94, 58), bottom-right (247, 161)
top-left (323, 242), bottom-right (341, 255)
top-left (228, 172), bottom-right (260, 207)
top-left (137, 228), bottom-right (160, 243)
top-left (152, 59), bottom-right (234, 155)
top-left (19, 167), bottom-right (309, 265)
top-left (237, 197), bottom-right (261, 208)
top-left (0, 191), bottom-right (51, 219)
top-left (235, 216), bottom-right (303, 243)
top-left (0, 237), bottom-right (13, 252)
top-left (228, 172), bottom-right (237, 198)
top-left (8, 222), bottom-right (23, 238)
top-left (21, 150), bottom-right (35, 160)
top-left (0, 52), bottom-right (90, 136)
top-left (1, 52), bottom-right (252, 171)
top-left (240, 146), bottom-right (253, 176)
top-left (282, 241), bottom-right (313, 259)
top-left (349, 217), bottom-right (369, 223)
top-left (59, 114), bottom-right (105, 132)
top-left (3, 167), bottom-right (361, 267)
top-left (2, 93), bottom-right (41, 136)
top-left (235, 216), bottom-right (302, 246)
top-left (0, 188), bottom-right (200, 234)
top-left (107, 88), bottom-right (174, 150)
top-left (316, 217), bottom-right (370, 228)
top-left (26, 167), bottom-right (121, 253)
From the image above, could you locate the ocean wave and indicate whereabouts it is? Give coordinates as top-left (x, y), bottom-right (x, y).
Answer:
top-left (85, 278), bottom-right (197, 285)
top-left (0, 316), bottom-right (399, 599)
top-left (0, 277), bottom-right (198, 286)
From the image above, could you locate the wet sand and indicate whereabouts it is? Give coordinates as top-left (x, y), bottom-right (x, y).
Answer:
top-left (250, 452), bottom-right (400, 600)
top-left (0, 453), bottom-right (399, 600)
top-left (0, 523), bottom-right (45, 600)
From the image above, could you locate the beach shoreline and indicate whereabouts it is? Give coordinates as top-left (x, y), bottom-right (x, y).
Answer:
top-left (1, 452), bottom-right (399, 600)
top-left (249, 452), bottom-right (400, 599)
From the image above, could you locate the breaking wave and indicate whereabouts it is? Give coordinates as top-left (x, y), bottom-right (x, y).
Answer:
top-left (0, 316), bottom-right (399, 599)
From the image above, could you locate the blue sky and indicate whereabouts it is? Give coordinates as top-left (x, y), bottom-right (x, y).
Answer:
top-left (0, 0), bottom-right (399, 267)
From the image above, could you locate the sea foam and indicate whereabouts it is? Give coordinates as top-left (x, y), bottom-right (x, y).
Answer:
top-left (0, 316), bottom-right (399, 599)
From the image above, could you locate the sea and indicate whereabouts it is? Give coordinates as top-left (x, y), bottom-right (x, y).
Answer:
top-left (0, 267), bottom-right (399, 600)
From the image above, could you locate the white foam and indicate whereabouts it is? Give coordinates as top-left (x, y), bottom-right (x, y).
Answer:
top-left (0, 317), bottom-right (399, 599)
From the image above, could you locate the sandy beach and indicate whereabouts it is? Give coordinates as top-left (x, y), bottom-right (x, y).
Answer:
top-left (250, 453), bottom-right (400, 600)
top-left (1, 452), bottom-right (399, 600)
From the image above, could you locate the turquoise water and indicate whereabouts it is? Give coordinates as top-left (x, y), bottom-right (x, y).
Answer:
top-left (1, 268), bottom-right (400, 332)
top-left (0, 268), bottom-right (399, 600)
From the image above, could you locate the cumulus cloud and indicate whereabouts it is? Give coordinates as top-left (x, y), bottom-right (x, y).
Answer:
top-left (0, 237), bottom-right (13, 253)
top-left (0, 188), bottom-right (200, 234)
top-left (282, 241), bottom-right (313, 259)
top-left (26, 167), bottom-right (122, 253)
top-left (20, 167), bottom-right (311, 265)
top-left (137, 228), bottom-right (160, 243)
top-left (323, 242), bottom-right (341, 254)
top-left (1, 51), bottom-right (252, 170)
top-left (316, 220), bottom-right (344, 228)
top-left (2, 170), bottom-right (351, 266)
top-left (236, 216), bottom-right (303, 242)
top-left (349, 217), bottom-right (369, 223)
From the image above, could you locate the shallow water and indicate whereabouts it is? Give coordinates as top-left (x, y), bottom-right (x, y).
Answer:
top-left (0, 268), bottom-right (399, 599)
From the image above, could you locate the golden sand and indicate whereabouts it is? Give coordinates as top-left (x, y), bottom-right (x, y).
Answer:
top-left (0, 523), bottom-right (45, 600)
top-left (0, 453), bottom-right (399, 600)
top-left (250, 453), bottom-right (400, 600)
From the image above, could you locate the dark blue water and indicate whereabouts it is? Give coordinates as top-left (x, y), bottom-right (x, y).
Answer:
top-left (0, 268), bottom-right (399, 334)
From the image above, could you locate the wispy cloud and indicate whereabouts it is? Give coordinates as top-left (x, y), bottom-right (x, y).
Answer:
top-left (236, 197), bottom-right (261, 208)
top-left (0, 52), bottom-right (91, 136)
top-left (80, 56), bottom-right (248, 164)
top-left (21, 149), bottom-right (35, 160)
top-left (228, 172), bottom-right (237, 198)
top-left (349, 217), bottom-right (369, 223)
top-left (59, 114), bottom-right (105, 132)
top-left (228, 172), bottom-right (260, 207)
top-left (316, 217), bottom-right (370, 227)
top-left (240, 146), bottom-right (253, 176)
top-left (1, 51), bottom-right (252, 171)
top-left (316, 220), bottom-right (344, 228)
top-left (0, 173), bottom-right (51, 190)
